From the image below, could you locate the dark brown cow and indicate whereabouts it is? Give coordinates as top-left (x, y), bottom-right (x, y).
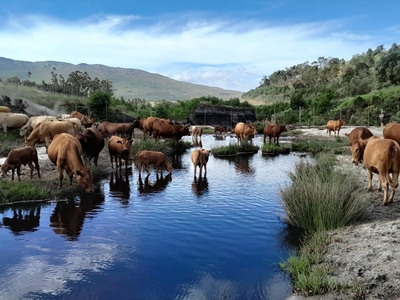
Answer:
top-left (108, 135), bottom-right (133, 169)
top-left (263, 125), bottom-right (287, 146)
top-left (351, 136), bottom-right (400, 205)
top-left (232, 122), bottom-right (257, 143)
top-left (75, 127), bottom-right (105, 166)
top-left (214, 126), bottom-right (227, 135)
top-left (345, 126), bottom-right (374, 146)
top-left (152, 119), bottom-right (190, 140)
top-left (191, 149), bottom-right (211, 178)
top-left (135, 150), bottom-right (172, 178)
top-left (383, 123), bottom-right (400, 145)
top-left (96, 121), bottom-right (134, 138)
top-left (47, 133), bottom-right (94, 193)
top-left (0, 146), bottom-right (41, 181)
top-left (70, 111), bottom-right (94, 128)
top-left (326, 119), bottom-right (345, 136)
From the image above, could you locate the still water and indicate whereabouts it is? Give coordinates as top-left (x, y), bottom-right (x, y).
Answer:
top-left (0, 135), bottom-right (304, 300)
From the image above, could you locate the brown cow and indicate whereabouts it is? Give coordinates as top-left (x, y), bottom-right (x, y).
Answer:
top-left (47, 133), bottom-right (94, 193)
top-left (214, 126), bottom-right (227, 135)
top-left (0, 106), bottom-right (11, 113)
top-left (152, 119), bottom-right (190, 140)
top-left (326, 119), bottom-right (345, 136)
top-left (351, 136), bottom-right (400, 205)
top-left (0, 146), bottom-right (41, 181)
top-left (133, 117), bottom-right (174, 136)
top-left (135, 150), bottom-right (172, 178)
top-left (263, 125), bottom-right (287, 146)
top-left (25, 121), bottom-right (80, 152)
top-left (345, 126), bottom-right (374, 146)
top-left (70, 111), bottom-right (93, 128)
top-left (76, 127), bottom-right (105, 166)
top-left (96, 121), bottom-right (134, 138)
top-left (191, 149), bottom-right (211, 178)
top-left (383, 123), bottom-right (400, 145)
top-left (232, 122), bottom-right (257, 143)
top-left (0, 112), bottom-right (29, 135)
top-left (108, 135), bottom-right (133, 169)
top-left (19, 115), bottom-right (58, 136)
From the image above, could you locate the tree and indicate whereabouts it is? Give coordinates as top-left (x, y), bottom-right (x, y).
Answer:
top-left (88, 91), bottom-right (112, 121)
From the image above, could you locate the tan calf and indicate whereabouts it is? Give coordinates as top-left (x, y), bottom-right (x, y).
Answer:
top-left (191, 149), bottom-right (211, 178)
top-left (108, 136), bottom-right (133, 169)
top-left (135, 150), bottom-right (172, 178)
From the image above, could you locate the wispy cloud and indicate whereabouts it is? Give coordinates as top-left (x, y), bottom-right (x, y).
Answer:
top-left (0, 13), bottom-right (392, 91)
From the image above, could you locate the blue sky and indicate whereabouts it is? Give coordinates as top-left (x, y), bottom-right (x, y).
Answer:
top-left (0, 1), bottom-right (399, 92)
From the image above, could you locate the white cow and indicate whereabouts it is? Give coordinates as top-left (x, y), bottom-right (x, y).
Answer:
top-left (0, 112), bottom-right (29, 135)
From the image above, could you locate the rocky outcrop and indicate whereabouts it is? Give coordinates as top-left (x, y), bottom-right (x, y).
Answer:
top-left (187, 104), bottom-right (256, 129)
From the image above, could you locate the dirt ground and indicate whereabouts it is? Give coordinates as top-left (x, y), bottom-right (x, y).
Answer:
top-left (288, 126), bottom-right (400, 300)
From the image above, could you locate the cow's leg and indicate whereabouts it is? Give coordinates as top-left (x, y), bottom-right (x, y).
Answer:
top-left (203, 163), bottom-right (207, 177)
top-left (27, 162), bottom-right (34, 179)
top-left (388, 171), bottom-right (399, 203)
top-left (367, 169), bottom-right (373, 192)
top-left (33, 160), bottom-right (41, 179)
top-left (381, 175), bottom-right (389, 205)
top-left (16, 167), bottom-right (22, 181)
top-left (11, 168), bottom-right (15, 181)
top-left (57, 165), bottom-right (64, 188)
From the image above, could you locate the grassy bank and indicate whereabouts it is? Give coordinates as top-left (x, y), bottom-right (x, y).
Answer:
top-left (279, 152), bottom-right (368, 296)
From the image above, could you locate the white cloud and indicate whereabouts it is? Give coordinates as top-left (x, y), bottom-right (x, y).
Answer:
top-left (0, 13), bottom-right (394, 91)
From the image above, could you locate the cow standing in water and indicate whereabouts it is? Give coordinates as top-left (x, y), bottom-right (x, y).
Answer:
top-left (108, 136), bottom-right (133, 170)
top-left (191, 149), bottom-right (211, 178)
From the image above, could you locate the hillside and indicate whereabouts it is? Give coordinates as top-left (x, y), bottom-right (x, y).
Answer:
top-left (0, 57), bottom-right (243, 101)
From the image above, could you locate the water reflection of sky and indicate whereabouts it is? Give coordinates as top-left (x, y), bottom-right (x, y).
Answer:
top-left (0, 134), bottom-right (305, 299)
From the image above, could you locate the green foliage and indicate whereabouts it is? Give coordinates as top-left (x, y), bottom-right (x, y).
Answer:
top-left (279, 153), bottom-right (368, 232)
top-left (88, 91), bottom-right (112, 120)
top-left (130, 137), bottom-right (192, 158)
top-left (291, 137), bottom-right (349, 155)
top-left (280, 232), bottom-right (337, 296)
top-left (261, 143), bottom-right (290, 154)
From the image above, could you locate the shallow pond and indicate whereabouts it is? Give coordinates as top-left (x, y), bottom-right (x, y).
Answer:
top-left (0, 134), bottom-right (305, 300)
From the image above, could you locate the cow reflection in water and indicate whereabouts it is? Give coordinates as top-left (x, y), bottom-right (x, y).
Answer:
top-left (2, 205), bottom-right (41, 234)
top-left (49, 187), bottom-right (105, 240)
top-left (228, 155), bottom-right (255, 175)
top-left (109, 169), bottom-right (131, 204)
top-left (191, 176), bottom-right (209, 196)
top-left (138, 173), bottom-right (172, 194)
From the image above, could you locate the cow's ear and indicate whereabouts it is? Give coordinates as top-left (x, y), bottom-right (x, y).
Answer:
top-left (76, 170), bottom-right (83, 177)
top-left (128, 139), bottom-right (133, 144)
top-left (117, 140), bottom-right (122, 144)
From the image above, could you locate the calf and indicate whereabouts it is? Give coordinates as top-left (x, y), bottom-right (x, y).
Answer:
top-left (135, 150), bottom-right (172, 178)
top-left (191, 149), bottom-right (211, 178)
top-left (108, 136), bottom-right (133, 170)
top-left (0, 146), bottom-right (41, 181)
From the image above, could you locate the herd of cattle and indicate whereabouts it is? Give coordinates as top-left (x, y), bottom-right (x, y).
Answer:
top-left (4, 103), bottom-right (399, 205)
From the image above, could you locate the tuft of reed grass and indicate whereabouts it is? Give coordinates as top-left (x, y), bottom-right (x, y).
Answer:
top-left (130, 137), bottom-right (192, 157)
top-left (261, 143), bottom-right (290, 154)
top-left (279, 152), bottom-right (368, 232)
top-left (212, 142), bottom-right (259, 156)
top-left (291, 137), bottom-right (349, 155)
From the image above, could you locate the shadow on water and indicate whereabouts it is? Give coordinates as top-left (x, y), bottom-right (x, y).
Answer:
top-left (224, 154), bottom-right (255, 175)
top-left (1, 203), bottom-right (44, 235)
top-left (49, 187), bottom-right (105, 241)
top-left (137, 173), bottom-right (172, 194)
top-left (109, 169), bottom-right (132, 205)
top-left (191, 176), bottom-right (209, 197)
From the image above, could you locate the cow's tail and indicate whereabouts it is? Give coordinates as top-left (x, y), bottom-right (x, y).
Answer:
top-left (387, 144), bottom-right (399, 186)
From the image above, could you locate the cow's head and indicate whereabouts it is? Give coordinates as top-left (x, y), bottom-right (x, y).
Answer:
top-left (351, 141), bottom-right (365, 166)
top-left (76, 169), bottom-right (94, 193)
top-left (0, 164), bottom-right (11, 177)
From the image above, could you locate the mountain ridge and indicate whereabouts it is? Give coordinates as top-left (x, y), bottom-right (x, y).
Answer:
top-left (0, 57), bottom-right (243, 101)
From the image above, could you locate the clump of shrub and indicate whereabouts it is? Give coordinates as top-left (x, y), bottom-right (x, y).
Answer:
top-left (130, 137), bottom-right (191, 157)
top-left (279, 152), bottom-right (367, 232)
top-left (261, 143), bottom-right (290, 155)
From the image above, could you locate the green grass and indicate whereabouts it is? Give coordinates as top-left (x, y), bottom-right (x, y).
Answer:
top-left (291, 137), bottom-right (350, 155)
top-left (261, 143), bottom-right (290, 154)
top-left (211, 142), bottom-right (259, 156)
top-left (0, 180), bottom-right (51, 204)
top-left (278, 152), bottom-right (369, 296)
top-left (130, 136), bottom-right (192, 157)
